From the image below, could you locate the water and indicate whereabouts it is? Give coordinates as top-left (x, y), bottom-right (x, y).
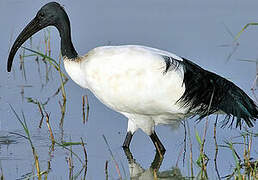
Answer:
top-left (1, 0), bottom-right (258, 179)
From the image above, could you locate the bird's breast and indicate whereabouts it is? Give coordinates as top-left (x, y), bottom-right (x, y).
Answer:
top-left (63, 58), bottom-right (88, 89)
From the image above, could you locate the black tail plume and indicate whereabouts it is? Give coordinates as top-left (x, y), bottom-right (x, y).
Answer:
top-left (179, 58), bottom-right (258, 128)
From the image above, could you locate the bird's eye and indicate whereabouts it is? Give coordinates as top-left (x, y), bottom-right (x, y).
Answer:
top-left (38, 12), bottom-right (45, 18)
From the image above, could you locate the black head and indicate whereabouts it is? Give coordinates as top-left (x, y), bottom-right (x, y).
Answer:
top-left (35, 2), bottom-right (69, 29)
top-left (7, 2), bottom-right (74, 72)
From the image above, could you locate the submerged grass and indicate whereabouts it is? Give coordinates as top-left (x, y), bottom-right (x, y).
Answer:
top-left (9, 29), bottom-right (90, 179)
top-left (21, 46), bottom-right (68, 128)
top-left (9, 104), bottom-right (89, 179)
top-left (102, 135), bottom-right (122, 180)
top-left (17, 28), bottom-right (69, 129)
top-left (26, 98), bottom-right (47, 128)
top-left (9, 104), bottom-right (48, 179)
top-left (193, 88), bottom-right (215, 179)
top-left (220, 131), bottom-right (258, 179)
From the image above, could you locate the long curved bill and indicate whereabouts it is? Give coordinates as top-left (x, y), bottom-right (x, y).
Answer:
top-left (7, 16), bottom-right (43, 72)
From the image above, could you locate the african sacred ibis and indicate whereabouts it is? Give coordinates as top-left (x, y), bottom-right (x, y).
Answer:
top-left (7, 2), bottom-right (258, 153)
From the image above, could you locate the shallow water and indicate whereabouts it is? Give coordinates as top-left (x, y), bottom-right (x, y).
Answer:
top-left (1, 0), bottom-right (258, 179)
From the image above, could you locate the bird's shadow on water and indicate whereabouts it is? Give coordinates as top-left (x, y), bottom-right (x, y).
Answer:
top-left (122, 148), bottom-right (184, 180)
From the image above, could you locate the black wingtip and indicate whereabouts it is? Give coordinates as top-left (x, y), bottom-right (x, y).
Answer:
top-left (179, 57), bottom-right (258, 129)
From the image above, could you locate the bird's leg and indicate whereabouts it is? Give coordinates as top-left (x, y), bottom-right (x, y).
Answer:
top-left (123, 131), bottom-right (133, 149)
top-left (150, 131), bottom-right (166, 155)
top-left (150, 150), bottom-right (164, 171)
top-left (123, 146), bottom-right (135, 164)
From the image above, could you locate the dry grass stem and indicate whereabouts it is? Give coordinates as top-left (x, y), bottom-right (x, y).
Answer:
top-left (51, 76), bottom-right (69, 98)
top-left (176, 145), bottom-right (184, 168)
top-left (58, 55), bottom-right (67, 128)
top-left (213, 115), bottom-right (221, 180)
top-left (67, 144), bottom-right (74, 179)
top-left (38, 102), bottom-right (44, 128)
top-left (19, 48), bottom-right (27, 81)
top-left (44, 28), bottom-right (51, 57)
top-left (105, 160), bottom-right (109, 180)
top-left (82, 95), bottom-right (90, 124)
top-left (0, 163), bottom-right (4, 180)
top-left (198, 88), bottom-right (215, 178)
top-left (68, 156), bottom-right (73, 179)
top-left (183, 121), bottom-right (187, 166)
top-left (82, 96), bottom-right (86, 124)
top-left (102, 135), bottom-right (122, 179)
top-left (32, 146), bottom-right (41, 180)
top-left (186, 121), bottom-right (194, 178)
top-left (59, 99), bottom-right (66, 128)
top-left (45, 112), bottom-right (55, 146)
top-left (80, 138), bottom-right (88, 179)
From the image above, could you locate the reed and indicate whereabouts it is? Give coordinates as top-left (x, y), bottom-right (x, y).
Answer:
top-left (105, 160), bottom-right (109, 180)
top-left (81, 138), bottom-right (88, 180)
top-left (45, 112), bottom-right (55, 146)
top-left (213, 115), bottom-right (221, 180)
top-left (21, 46), bottom-right (68, 128)
top-left (220, 131), bottom-right (258, 179)
top-left (102, 135), bottom-right (122, 179)
top-left (82, 95), bottom-right (90, 124)
top-left (9, 105), bottom-right (43, 179)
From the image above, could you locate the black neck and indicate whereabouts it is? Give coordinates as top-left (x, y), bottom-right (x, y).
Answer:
top-left (56, 15), bottom-right (78, 59)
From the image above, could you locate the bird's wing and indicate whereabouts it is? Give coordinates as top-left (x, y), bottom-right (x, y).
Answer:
top-left (178, 57), bottom-right (258, 128)
top-left (133, 45), bottom-right (184, 74)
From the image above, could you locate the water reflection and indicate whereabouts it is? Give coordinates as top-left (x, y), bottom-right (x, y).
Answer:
top-left (0, 134), bottom-right (19, 145)
top-left (123, 148), bottom-right (184, 180)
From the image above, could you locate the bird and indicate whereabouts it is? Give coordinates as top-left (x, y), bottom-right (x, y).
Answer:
top-left (7, 2), bottom-right (258, 153)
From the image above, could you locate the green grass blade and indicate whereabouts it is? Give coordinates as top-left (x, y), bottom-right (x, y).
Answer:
top-left (21, 46), bottom-right (68, 82)
top-left (237, 59), bottom-right (258, 63)
top-left (195, 129), bottom-right (202, 146)
top-left (9, 104), bottom-right (28, 135)
top-left (21, 46), bottom-right (59, 66)
top-left (61, 142), bottom-right (83, 146)
top-left (235, 22), bottom-right (258, 41)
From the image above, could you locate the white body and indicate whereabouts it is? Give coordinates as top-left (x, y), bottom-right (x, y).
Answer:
top-left (64, 45), bottom-right (190, 135)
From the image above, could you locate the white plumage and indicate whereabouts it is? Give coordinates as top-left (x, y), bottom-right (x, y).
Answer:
top-left (64, 45), bottom-right (189, 135)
